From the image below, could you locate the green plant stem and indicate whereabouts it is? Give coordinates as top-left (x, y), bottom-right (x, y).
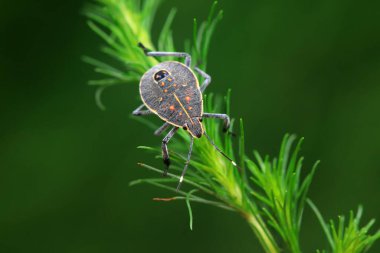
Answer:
top-left (245, 211), bottom-right (280, 253)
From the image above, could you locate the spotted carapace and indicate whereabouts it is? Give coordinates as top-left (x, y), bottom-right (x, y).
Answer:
top-left (133, 43), bottom-right (239, 190)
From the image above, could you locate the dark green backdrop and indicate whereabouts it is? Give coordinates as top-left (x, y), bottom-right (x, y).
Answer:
top-left (1, 0), bottom-right (379, 252)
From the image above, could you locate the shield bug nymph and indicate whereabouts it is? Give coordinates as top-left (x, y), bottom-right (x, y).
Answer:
top-left (133, 43), bottom-right (238, 190)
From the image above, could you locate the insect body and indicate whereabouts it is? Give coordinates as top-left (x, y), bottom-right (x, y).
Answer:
top-left (140, 61), bottom-right (204, 138)
top-left (133, 43), bottom-right (236, 190)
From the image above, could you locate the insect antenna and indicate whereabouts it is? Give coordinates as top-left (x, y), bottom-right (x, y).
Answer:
top-left (203, 132), bottom-right (241, 171)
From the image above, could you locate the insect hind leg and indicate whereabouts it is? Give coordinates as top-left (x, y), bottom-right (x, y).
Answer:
top-left (138, 42), bottom-right (191, 67)
top-left (132, 104), bottom-right (153, 116)
top-left (176, 136), bottom-right (194, 191)
top-left (154, 122), bottom-right (170, 136)
top-left (194, 67), bottom-right (211, 93)
top-left (203, 113), bottom-right (231, 132)
top-left (161, 127), bottom-right (179, 176)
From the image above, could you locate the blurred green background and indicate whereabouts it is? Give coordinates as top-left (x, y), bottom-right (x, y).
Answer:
top-left (1, 0), bottom-right (379, 252)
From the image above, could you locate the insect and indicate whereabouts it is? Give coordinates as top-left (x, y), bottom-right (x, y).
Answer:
top-left (133, 43), bottom-right (239, 190)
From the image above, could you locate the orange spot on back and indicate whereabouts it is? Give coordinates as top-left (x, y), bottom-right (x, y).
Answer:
top-left (169, 105), bottom-right (175, 111)
top-left (188, 106), bottom-right (193, 110)
top-left (161, 82), bottom-right (165, 86)
top-left (164, 89), bottom-right (168, 93)
top-left (179, 111), bottom-right (183, 116)
top-left (185, 96), bottom-right (191, 103)
top-left (168, 78), bottom-right (173, 82)
top-left (173, 84), bottom-right (177, 87)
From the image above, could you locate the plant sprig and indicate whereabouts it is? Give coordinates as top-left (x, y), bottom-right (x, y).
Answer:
top-left (84, 1), bottom-right (380, 252)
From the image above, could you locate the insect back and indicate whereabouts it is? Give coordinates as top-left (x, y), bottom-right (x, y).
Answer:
top-left (140, 61), bottom-right (203, 138)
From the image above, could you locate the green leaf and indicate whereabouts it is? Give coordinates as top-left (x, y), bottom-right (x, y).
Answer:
top-left (158, 8), bottom-right (177, 53)
top-left (186, 189), bottom-right (198, 231)
top-left (95, 86), bottom-right (107, 111)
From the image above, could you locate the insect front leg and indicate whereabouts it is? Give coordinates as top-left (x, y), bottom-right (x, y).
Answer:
top-left (162, 127), bottom-right (179, 176)
top-left (176, 135), bottom-right (194, 191)
top-left (132, 104), bottom-right (153, 116)
top-left (154, 122), bottom-right (170, 136)
top-left (203, 113), bottom-right (231, 132)
top-left (194, 67), bottom-right (211, 93)
top-left (138, 43), bottom-right (191, 67)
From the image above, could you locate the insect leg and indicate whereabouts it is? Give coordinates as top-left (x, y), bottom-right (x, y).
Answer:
top-left (138, 43), bottom-right (191, 67)
top-left (194, 67), bottom-right (211, 93)
top-left (176, 135), bottom-right (194, 191)
top-left (154, 122), bottom-right (171, 136)
top-left (162, 127), bottom-right (179, 176)
top-left (203, 113), bottom-right (231, 132)
top-left (132, 104), bottom-right (153, 116)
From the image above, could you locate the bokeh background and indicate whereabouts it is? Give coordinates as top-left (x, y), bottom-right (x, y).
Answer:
top-left (1, 0), bottom-right (379, 252)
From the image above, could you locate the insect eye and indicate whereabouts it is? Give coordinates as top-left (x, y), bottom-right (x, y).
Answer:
top-left (183, 125), bottom-right (188, 131)
top-left (154, 70), bottom-right (169, 82)
top-left (199, 118), bottom-right (203, 122)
